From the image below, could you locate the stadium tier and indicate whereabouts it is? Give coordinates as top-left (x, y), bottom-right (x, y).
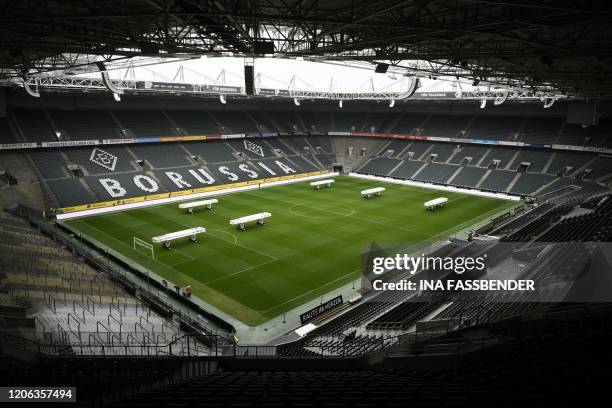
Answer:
top-left (1, 103), bottom-right (611, 408)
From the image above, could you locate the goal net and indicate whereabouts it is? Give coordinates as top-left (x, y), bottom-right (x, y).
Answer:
top-left (133, 237), bottom-right (155, 259)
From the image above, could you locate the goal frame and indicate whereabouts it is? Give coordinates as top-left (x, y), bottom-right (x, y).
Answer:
top-left (133, 236), bottom-right (155, 259)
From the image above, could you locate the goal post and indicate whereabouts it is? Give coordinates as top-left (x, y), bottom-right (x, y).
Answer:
top-left (133, 237), bottom-right (155, 259)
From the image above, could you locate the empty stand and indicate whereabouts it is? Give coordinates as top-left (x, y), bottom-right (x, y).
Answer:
top-left (468, 115), bottom-right (521, 140)
top-left (520, 117), bottom-right (563, 144)
top-left (415, 163), bottom-right (458, 184)
top-left (0, 117), bottom-right (17, 142)
top-left (166, 110), bottom-right (221, 134)
top-left (64, 146), bottom-right (137, 175)
top-left (46, 178), bottom-right (96, 207)
top-left (359, 157), bottom-right (402, 176)
top-left (511, 149), bottom-right (550, 172)
top-left (427, 143), bottom-right (456, 162)
top-left (210, 111), bottom-right (256, 133)
top-left (13, 109), bottom-right (55, 142)
top-left (49, 109), bottom-right (118, 140)
top-left (509, 173), bottom-right (555, 195)
top-left (479, 169), bottom-right (516, 192)
top-left (129, 143), bottom-right (192, 168)
top-left (29, 150), bottom-right (68, 179)
top-left (183, 141), bottom-right (237, 163)
top-left (450, 166), bottom-right (488, 187)
top-left (113, 110), bottom-right (175, 137)
top-left (422, 114), bottom-right (471, 137)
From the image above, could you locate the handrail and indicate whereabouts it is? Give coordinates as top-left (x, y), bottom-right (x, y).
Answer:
top-left (107, 313), bottom-right (123, 334)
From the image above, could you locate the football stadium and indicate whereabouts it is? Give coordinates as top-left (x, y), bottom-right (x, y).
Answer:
top-left (1, 1), bottom-right (612, 407)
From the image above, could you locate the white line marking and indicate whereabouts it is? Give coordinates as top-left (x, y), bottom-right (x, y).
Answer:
top-left (204, 258), bottom-right (278, 285)
top-left (206, 229), bottom-right (239, 244)
top-left (256, 268), bottom-right (360, 314)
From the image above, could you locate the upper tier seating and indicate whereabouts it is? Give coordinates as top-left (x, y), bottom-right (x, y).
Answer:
top-left (0, 117), bottom-right (17, 142)
top-left (365, 113), bottom-right (400, 132)
top-left (113, 110), bottom-right (175, 137)
top-left (390, 113), bottom-right (427, 133)
top-left (423, 114), bottom-right (471, 137)
top-left (261, 111), bottom-right (301, 133)
top-left (210, 111), bottom-right (255, 133)
top-left (165, 110), bottom-right (219, 134)
top-left (520, 117), bottom-right (563, 144)
top-left (49, 109), bottom-right (117, 140)
top-left (247, 111), bottom-right (278, 133)
top-left (583, 118), bottom-right (612, 148)
top-left (334, 112), bottom-right (364, 131)
top-left (297, 111), bottom-right (318, 132)
top-left (557, 123), bottom-right (589, 146)
top-left (468, 115), bottom-right (521, 140)
top-left (13, 109), bottom-right (55, 142)
top-left (313, 111), bottom-right (333, 131)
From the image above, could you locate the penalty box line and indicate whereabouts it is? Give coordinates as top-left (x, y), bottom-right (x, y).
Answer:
top-left (203, 258), bottom-right (279, 285)
top-left (76, 219), bottom-right (193, 281)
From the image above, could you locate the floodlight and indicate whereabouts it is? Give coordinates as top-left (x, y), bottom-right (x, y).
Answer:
top-left (543, 96), bottom-right (556, 109)
top-left (493, 89), bottom-right (509, 106)
top-left (339, 100), bottom-right (343, 108)
top-left (22, 78), bottom-right (40, 98)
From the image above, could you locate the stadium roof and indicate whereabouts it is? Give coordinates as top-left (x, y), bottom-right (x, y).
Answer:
top-left (2, 0), bottom-right (612, 98)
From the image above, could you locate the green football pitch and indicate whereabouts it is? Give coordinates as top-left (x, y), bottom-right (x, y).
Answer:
top-left (62, 176), bottom-right (514, 326)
